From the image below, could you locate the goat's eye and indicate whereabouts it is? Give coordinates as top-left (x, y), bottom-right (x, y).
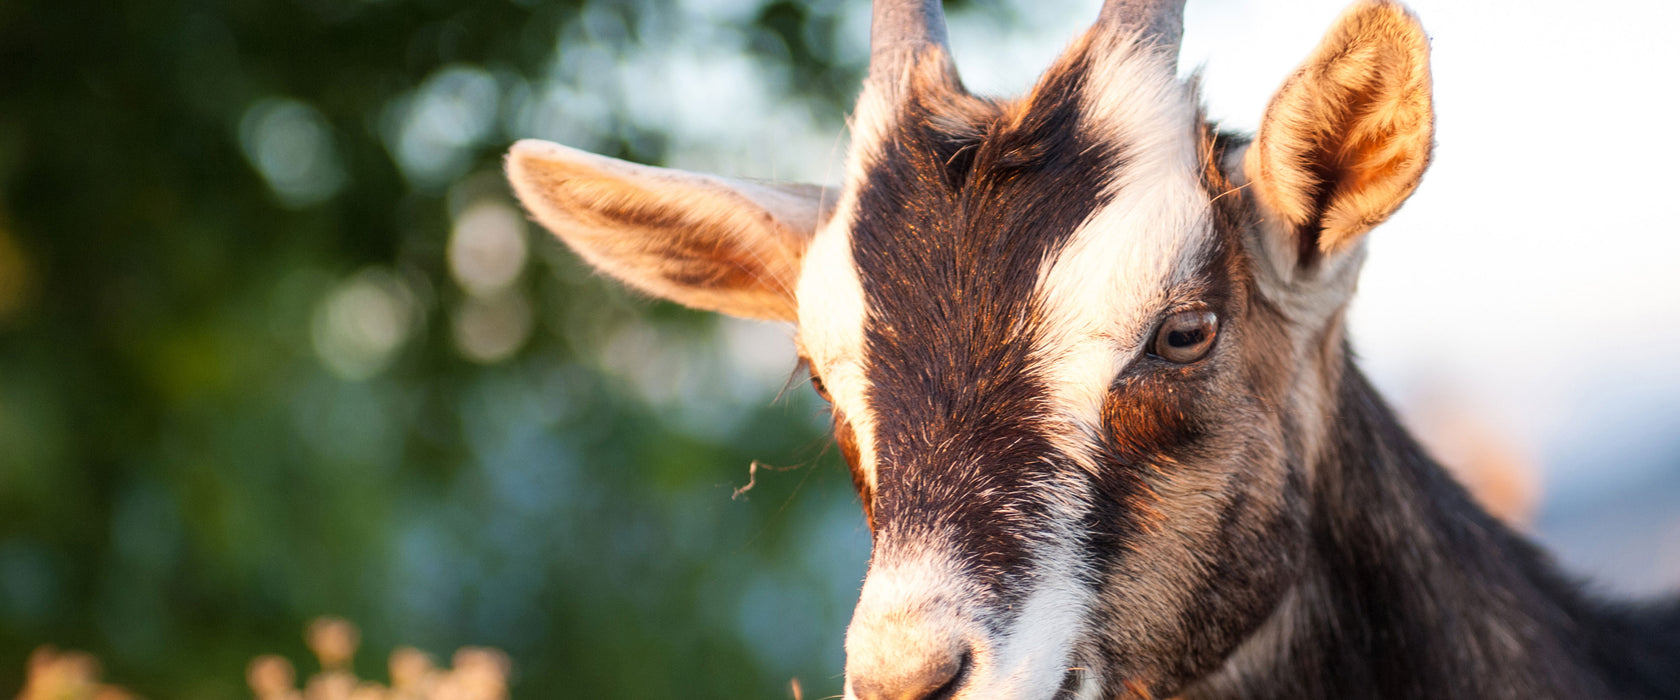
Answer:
top-left (1150, 310), bottom-right (1219, 364)
top-left (810, 373), bottom-right (831, 401)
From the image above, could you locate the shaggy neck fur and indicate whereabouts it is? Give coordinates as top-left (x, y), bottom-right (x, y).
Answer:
top-left (1186, 354), bottom-right (1680, 700)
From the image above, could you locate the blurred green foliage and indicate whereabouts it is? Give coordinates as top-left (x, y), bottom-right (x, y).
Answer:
top-left (0, 0), bottom-right (999, 696)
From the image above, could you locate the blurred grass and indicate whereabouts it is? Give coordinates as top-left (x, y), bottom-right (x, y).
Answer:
top-left (17, 617), bottom-right (511, 700)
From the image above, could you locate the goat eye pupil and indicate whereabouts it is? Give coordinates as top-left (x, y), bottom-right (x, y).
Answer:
top-left (1152, 310), bottom-right (1219, 363)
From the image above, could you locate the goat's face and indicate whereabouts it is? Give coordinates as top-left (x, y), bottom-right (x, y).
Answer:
top-left (507, 1), bottom-right (1431, 698)
top-left (801, 34), bottom-right (1310, 698)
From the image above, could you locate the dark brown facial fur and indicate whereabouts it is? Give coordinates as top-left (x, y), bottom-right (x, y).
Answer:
top-left (847, 42), bottom-right (1130, 608)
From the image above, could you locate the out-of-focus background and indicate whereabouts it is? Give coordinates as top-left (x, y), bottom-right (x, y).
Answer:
top-left (0, 0), bottom-right (1675, 697)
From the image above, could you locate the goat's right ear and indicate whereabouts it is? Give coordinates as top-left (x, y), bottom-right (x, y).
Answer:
top-left (506, 139), bottom-right (836, 322)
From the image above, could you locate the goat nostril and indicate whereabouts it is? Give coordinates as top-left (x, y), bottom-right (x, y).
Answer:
top-left (922, 650), bottom-right (970, 700)
top-left (852, 648), bottom-right (970, 700)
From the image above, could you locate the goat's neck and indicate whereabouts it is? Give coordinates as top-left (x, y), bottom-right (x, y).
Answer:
top-left (1186, 358), bottom-right (1680, 700)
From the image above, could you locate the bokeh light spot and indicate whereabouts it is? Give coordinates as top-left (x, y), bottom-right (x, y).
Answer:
top-left (311, 268), bottom-right (420, 380)
top-left (238, 98), bottom-right (347, 207)
top-left (386, 66), bottom-right (501, 188)
top-left (452, 292), bottom-right (533, 364)
top-left (448, 201), bottom-right (528, 297)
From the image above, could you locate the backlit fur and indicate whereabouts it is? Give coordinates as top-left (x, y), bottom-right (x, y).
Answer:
top-left (507, 139), bottom-right (833, 321)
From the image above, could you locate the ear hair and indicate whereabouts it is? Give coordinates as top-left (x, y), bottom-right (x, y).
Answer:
top-left (506, 139), bottom-right (835, 321)
top-left (1245, 0), bottom-right (1433, 268)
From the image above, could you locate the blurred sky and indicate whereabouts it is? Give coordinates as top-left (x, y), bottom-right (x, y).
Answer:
top-left (1180, 0), bottom-right (1680, 498)
top-left (606, 0), bottom-right (1680, 592)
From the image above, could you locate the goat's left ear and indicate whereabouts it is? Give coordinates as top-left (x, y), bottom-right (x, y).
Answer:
top-left (1245, 0), bottom-right (1433, 268)
top-left (507, 139), bottom-right (835, 321)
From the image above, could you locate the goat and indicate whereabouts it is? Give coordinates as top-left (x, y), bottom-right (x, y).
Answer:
top-left (504, 1), bottom-right (1680, 698)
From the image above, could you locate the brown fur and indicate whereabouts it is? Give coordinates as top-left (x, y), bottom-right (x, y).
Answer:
top-left (832, 410), bottom-right (874, 528)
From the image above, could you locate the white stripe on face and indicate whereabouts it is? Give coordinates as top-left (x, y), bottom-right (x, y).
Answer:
top-left (796, 219), bottom-right (876, 497)
top-left (1033, 35), bottom-right (1215, 448)
top-left (973, 521), bottom-right (1097, 697)
top-left (794, 77), bottom-right (900, 497)
top-left (968, 37), bottom-right (1214, 697)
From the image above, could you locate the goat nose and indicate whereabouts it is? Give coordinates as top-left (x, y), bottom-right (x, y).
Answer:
top-left (849, 648), bottom-right (968, 700)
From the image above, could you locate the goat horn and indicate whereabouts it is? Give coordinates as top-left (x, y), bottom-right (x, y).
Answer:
top-left (1097, 0), bottom-right (1186, 57)
top-left (869, 0), bottom-right (951, 85)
